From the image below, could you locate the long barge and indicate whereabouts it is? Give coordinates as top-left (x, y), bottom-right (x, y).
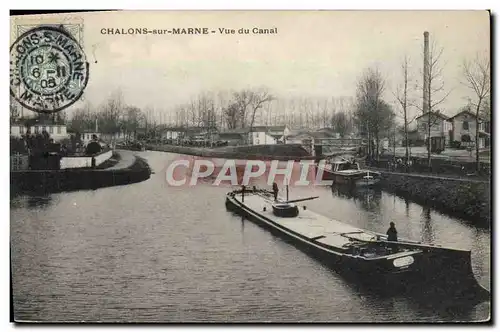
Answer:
top-left (225, 187), bottom-right (489, 302)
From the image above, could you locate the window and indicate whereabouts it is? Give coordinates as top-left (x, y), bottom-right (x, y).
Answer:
top-left (20, 126), bottom-right (25, 134)
top-left (57, 126), bottom-right (61, 134)
top-left (49, 126), bottom-right (54, 134)
top-left (462, 121), bottom-right (469, 130)
top-left (34, 126), bottom-right (39, 134)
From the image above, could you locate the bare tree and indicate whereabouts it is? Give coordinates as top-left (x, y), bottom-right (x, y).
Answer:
top-left (99, 89), bottom-right (124, 135)
top-left (229, 89), bottom-right (273, 138)
top-left (247, 89), bottom-right (274, 134)
top-left (354, 67), bottom-right (395, 160)
top-left (331, 112), bottom-right (351, 139)
top-left (394, 55), bottom-right (418, 165)
top-left (122, 106), bottom-right (144, 140)
top-left (462, 54), bottom-right (490, 171)
top-left (223, 102), bottom-right (240, 129)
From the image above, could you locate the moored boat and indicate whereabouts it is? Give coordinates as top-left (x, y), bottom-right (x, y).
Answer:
top-left (317, 158), bottom-right (381, 187)
top-left (115, 141), bottom-right (146, 151)
top-left (225, 187), bottom-right (489, 301)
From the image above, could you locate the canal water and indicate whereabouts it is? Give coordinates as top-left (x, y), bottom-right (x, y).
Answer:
top-left (10, 151), bottom-right (490, 322)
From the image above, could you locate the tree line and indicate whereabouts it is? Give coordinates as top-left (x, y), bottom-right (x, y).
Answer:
top-left (68, 88), bottom-right (357, 138)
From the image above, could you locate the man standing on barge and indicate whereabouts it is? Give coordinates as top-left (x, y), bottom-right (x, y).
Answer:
top-left (387, 222), bottom-right (398, 242)
top-left (272, 182), bottom-right (279, 201)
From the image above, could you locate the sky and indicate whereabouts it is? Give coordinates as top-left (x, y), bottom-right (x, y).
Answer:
top-left (11, 10), bottom-right (490, 120)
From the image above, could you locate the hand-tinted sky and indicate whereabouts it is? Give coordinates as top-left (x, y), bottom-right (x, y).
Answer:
top-left (12, 10), bottom-right (490, 119)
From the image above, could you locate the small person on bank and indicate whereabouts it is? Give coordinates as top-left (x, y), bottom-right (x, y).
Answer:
top-left (272, 182), bottom-right (279, 201)
top-left (386, 222), bottom-right (398, 242)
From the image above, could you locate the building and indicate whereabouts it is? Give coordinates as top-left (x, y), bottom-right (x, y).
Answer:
top-left (447, 110), bottom-right (490, 149)
top-left (160, 126), bottom-right (185, 141)
top-left (415, 111), bottom-right (451, 145)
top-left (10, 118), bottom-right (68, 141)
top-left (216, 126), bottom-right (289, 146)
top-left (80, 130), bottom-right (101, 145)
top-left (217, 131), bottom-right (246, 146)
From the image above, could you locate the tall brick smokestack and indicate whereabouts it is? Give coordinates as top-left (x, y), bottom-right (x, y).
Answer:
top-left (423, 31), bottom-right (430, 113)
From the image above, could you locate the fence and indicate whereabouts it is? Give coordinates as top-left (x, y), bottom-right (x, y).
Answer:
top-left (10, 153), bottom-right (29, 171)
top-left (60, 149), bottom-right (113, 169)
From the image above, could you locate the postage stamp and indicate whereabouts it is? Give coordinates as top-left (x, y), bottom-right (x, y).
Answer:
top-left (10, 25), bottom-right (89, 113)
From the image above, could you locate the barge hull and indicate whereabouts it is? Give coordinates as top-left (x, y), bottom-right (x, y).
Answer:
top-left (225, 190), bottom-right (489, 302)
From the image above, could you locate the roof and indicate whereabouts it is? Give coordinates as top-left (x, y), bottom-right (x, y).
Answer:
top-left (447, 110), bottom-right (485, 121)
top-left (11, 118), bottom-right (67, 126)
top-left (160, 126), bottom-right (186, 132)
top-left (287, 130), bottom-right (334, 140)
top-left (220, 128), bottom-right (248, 134)
top-left (218, 132), bottom-right (245, 140)
top-left (249, 125), bottom-right (287, 132)
top-left (415, 111), bottom-right (449, 121)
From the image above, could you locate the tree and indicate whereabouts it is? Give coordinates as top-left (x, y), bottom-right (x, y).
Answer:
top-left (354, 67), bottom-right (395, 160)
top-left (223, 102), bottom-right (240, 129)
top-left (98, 89), bottom-right (124, 135)
top-left (122, 106), bottom-right (144, 140)
top-left (394, 55), bottom-right (417, 165)
top-left (247, 89), bottom-right (274, 133)
top-left (462, 54), bottom-right (490, 171)
top-left (331, 112), bottom-right (351, 138)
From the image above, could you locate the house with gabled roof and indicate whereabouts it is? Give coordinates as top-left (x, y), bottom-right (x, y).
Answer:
top-left (447, 109), bottom-right (490, 148)
top-left (415, 111), bottom-right (452, 145)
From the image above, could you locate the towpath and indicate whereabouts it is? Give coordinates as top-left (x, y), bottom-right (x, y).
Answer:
top-left (106, 150), bottom-right (137, 170)
top-left (368, 168), bottom-right (490, 184)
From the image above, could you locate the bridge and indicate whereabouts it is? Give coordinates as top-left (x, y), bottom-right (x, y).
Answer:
top-left (299, 137), bottom-right (367, 157)
top-left (312, 138), bottom-right (367, 147)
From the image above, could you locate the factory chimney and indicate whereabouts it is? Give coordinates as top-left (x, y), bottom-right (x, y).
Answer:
top-left (423, 31), bottom-right (430, 114)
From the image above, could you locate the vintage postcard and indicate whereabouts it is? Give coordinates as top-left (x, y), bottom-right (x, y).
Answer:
top-left (10, 10), bottom-right (491, 323)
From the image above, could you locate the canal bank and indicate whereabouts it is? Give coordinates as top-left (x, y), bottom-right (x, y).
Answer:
top-left (376, 171), bottom-right (490, 227)
top-left (145, 143), bottom-right (312, 161)
top-left (11, 150), bottom-right (151, 195)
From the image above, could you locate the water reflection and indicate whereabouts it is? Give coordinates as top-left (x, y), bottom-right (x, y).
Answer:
top-left (331, 185), bottom-right (382, 212)
top-left (421, 207), bottom-right (435, 244)
top-left (10, 151), bottom-right (490, 322)
top-left (10, 194), bottom-right (53, 210)
top-left (404, 198), bottom-right (410, 218)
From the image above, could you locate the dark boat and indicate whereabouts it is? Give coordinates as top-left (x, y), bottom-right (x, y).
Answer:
top-left (316, 158), bottom-right (381, 186)
top-left (225, 187), bottom-right (489, 301)
top-left (115, 141), bottom-right (145, 152)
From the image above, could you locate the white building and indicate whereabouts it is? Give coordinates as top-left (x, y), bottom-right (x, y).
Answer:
top-left (447, 110), bottom-right (491, 149)
top-left (416, 111), bottom-right (451, 144)
top-left (160, 127), bottom-right (184, 141)
top-left (80, 130), bottom-right (101, 145)
top-left (250, 125), bottom-right (290, 144)
top-left (10, 120), bottom-right (68, 142)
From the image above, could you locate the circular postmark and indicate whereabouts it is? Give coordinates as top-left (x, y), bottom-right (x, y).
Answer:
top-left (10, 25), bottom-right (89, 113)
